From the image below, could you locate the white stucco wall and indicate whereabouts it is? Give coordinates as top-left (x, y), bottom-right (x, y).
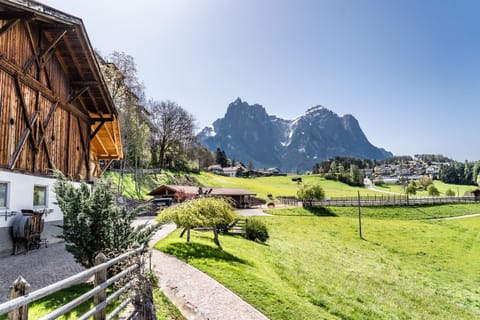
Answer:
top-left (0, 171), bottom-right (66, 228)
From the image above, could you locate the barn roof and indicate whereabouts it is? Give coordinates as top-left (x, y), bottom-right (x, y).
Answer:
top-left (0, 0), bottom-right (122, 160)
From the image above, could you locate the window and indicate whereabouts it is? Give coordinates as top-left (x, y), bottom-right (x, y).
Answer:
top-left (0, 182), bottom-right (7, 208)
top-left (33, 185), bottom-right (47, 207)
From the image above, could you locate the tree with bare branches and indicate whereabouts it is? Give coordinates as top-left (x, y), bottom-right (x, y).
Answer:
top-left (148, 100), bottom-right (196, 170)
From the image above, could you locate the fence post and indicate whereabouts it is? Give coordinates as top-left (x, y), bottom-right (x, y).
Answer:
top-left (8, 276), bottom-right (30, 320)
top-left (94, 252), bottom-right (107, 320)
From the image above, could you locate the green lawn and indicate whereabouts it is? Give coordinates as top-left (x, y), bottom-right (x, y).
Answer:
top-left (374, 181), bottom-right (476, 196)
top-left (195, 172), bottom-right (380, 199)
top-left (155, 208), bottom-right (480, 320)
top-left (269, 203), bottom-right (480, 220)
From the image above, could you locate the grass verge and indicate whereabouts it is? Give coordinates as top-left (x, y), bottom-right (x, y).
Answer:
top-left (0, 284), bottom-right (184, 320)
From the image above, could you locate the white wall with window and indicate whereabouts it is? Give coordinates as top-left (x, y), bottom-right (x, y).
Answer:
top-left (0, 171), bottom-right (63, 228)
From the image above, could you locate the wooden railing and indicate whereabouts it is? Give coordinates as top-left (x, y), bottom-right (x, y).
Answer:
top-left (279, 196), bottom-right (477, 207)
top-left (0, 245), bottom-right (152, 320)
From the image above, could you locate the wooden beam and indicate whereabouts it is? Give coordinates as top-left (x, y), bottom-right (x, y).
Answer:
top-left (100, 159), bottom-right (114, 176)
top-left (68, 87), bottom-right (88, 103)
top-left (36, 101), bottom-right (58, 149)
top-left (0, 12), bottom-right (33, 20)
top-left (0, 56), bottom-right (90, 120)
top-left (77, 118), bottom-right (89, 178)
top-left (38, 121), bottom-right (55, 170)
top-left (9, 111), bottom-right (38, 169)
top-left (14, 75), bottom-right (38, 152)
top-left (0, 18), bottom-right (20, 38)
top-left (39, 29), bottom-right (67, 65)
top-left (71, 80), bottom-right (98, 87)
top-left (22, 20), bottom-right (41, 72)
top-left (91, 117), bottom-right (113, 122)
top-left (90, 121), bottom-right (105, 140)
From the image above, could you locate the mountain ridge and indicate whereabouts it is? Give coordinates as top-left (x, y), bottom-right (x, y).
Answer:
top-left (198, 98), bottom-right (392, 172)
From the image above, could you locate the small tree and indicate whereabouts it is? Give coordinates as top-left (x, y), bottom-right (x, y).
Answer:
top-left (158, 197), bottom-right (237, 247)
top-left (427, 184), bottom-right (440, 196)
top-left (54, 173), bottom-right (156, 268)
top-left (406, 181), bottom-right (417, 195)
top-left (297, 183), bottom-right (325, 206)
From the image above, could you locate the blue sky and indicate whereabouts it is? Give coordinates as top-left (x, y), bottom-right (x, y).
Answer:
top-left (42, 0), bottom-right (480, 161)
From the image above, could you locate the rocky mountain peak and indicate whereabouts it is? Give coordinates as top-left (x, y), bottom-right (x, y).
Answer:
top-left (198, 99), bottom-right (392, 172)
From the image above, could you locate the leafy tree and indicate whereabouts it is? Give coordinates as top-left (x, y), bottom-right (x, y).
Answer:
top-left (418, 175), bottom-right (433, 189)
top-left (215, 148), bottom-right (228, 167)
top-left (297, 183), bottom-right (325, 206)
top-left (473, 162), bottom-right (480, 185)
top-left (406, 181), bottom-right (417, 195)
top-left (427, 184), bottom-right (440, 196)
top-left (349, 165), bottom-right (364, 186)
top-left (149, 100), bottom-right (196, 170)
top-left (329, 161), bottom-right (337, 174)
top-left (158, 197), bottom-right (237, 248)
top-left (54, 173), bottom-right (156, 268)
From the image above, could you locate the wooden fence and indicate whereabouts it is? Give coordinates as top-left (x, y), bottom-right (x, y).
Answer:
top-left (0, 245), bottom-right (152, 320)
top-left (279, 195), bottom-right (477, 207)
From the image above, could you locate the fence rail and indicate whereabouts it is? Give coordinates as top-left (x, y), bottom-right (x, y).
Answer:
top-left (0, 245), bottom-right (151, 320)
top-left (279, 196), bottom-right (477, 207)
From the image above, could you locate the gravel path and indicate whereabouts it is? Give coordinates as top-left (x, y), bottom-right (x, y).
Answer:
top-left (0, 242), bottom-right (84, 303)
top-left (428, 213), bottom-right (480, 220)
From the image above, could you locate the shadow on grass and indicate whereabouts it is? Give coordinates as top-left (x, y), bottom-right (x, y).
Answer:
top-left (163, 242), bottom-right (249, 265)
top-left (305, 207), bottom-right (338, 217)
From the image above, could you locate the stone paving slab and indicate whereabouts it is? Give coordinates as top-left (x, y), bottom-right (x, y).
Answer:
top-left (0, 242), bottom-right (84, 302)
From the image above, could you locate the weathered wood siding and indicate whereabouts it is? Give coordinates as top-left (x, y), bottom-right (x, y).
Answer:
top-left (0, 19), bottom-right (90, 179)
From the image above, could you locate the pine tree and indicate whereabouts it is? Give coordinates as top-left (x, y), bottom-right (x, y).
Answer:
top-left (54, 173), bottom-right (157, 268)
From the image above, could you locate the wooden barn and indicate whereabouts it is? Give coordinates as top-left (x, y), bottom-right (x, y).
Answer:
top-left (0, 0), bottom-right (122, 255)
top-left (148, 185), bottom-right (256, 208)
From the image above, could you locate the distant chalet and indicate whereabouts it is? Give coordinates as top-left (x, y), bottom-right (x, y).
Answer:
top-left (148, 185), bottom-right (256, 208)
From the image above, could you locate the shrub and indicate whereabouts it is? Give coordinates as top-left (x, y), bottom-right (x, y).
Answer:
top-left (445, 189), bottom-right (456, 196)
top-left (427, 185), bottom-right (440, 196)
top-left (244, 219), bottom-right (269, 243)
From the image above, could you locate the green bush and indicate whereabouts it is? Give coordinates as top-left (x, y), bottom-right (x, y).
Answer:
top-left (427, 184), bottom-right (440, 196)
top-left (445, 189), bottom-right (456, 196)
top-left (244, 219), bottom-right (269, 243)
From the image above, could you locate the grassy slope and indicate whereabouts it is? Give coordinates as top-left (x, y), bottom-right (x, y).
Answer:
top-left (195, 172), bottom-right (379, 199)
top-left (155, 210), bottom-right (480, 320)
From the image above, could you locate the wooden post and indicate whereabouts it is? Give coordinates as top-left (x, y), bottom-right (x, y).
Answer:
top-left (357, 190), bottom-right (362, 239)
top-left (94, 252), bottom-right (107, 320)
top-left (8, 276), bottom-right (30, 320)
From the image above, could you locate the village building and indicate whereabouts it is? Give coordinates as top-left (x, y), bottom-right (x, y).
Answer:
top-left (0, 0), bottom-right (122, 255)
top-left (148, 185), bottom-right (256, 208)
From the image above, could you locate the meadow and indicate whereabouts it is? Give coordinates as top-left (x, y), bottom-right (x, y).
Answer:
top-left (155, 206), bottom-right (480, 320)
top-left (195, 172), bottom-right (381, 199)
